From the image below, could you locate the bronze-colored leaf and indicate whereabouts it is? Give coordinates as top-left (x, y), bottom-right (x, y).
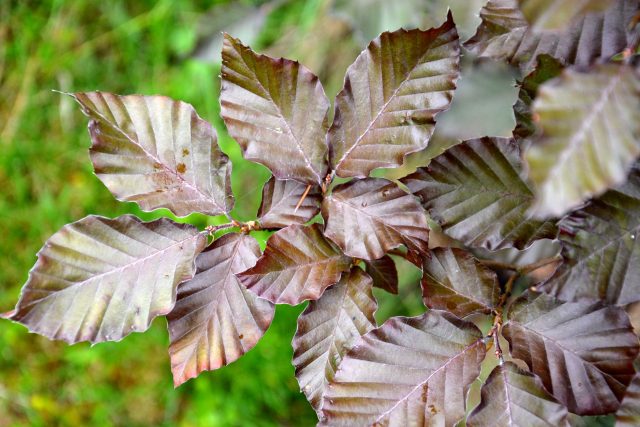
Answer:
top-left (617, 370), bottom-right (640, 426)
top-left (73, 92), bottom-right (233, 217)
top-left (257, 177), bottom-right (321, 228)
top-left (364, 255), bottom-right (399, 294)
top-left (322, 177), bottom-right (429, 260)
top-left (518, 0), bottom-right (616, 31)
top-left (167, 233), bottom-right (274, 387)
top-left (236, 224), bottom-right (351, 305)
top-left (328, 12), bottom-right (460, 178)
top-left (220, 34), bottom-right (330, 185)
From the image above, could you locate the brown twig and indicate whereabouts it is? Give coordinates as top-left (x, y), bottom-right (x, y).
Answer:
top-left (294, 184), bottom-right (312, 213)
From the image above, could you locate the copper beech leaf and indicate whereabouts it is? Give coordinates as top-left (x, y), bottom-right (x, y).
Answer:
top-left (257, 177), bottom-right (321, 229)
top-left (4, 215), bottom-right (206, 345)
top-left (364, 255), bottom-right (399, 294)
top-left (292, 267), bottom-right (377, 413)
top-left (328, 12), bottom-right (460, 178)
top-left (73, 92), bottom-right (233, 217)
top-left (421, 248), bottom-right (500, 317)
top-left (616, 370), bottom-right (640, 426)
top-left (467, 362), bottom-right (569, 427)
top-left (526, 64), bottom-right (640, 217)
top-left (220, 34), bottom-right (330, 185)
top-left (465, 0), bottom-right (639, 73)
top-left (320, 310), bottom-right (486, 426)
top-left (167, 233), bottom-right (274, 387)
top-left (402, 137), bottom-right (557, 251)
top-left (518, 0), bottom-right (616, 31)
top-left (236, 224), bottom-right (351, 305)
top-left (322, 177), bottom-right (429, 260)
top-left (539, 164), bottom-right (640, 306)
top-left (503, 292), bottom-right (640, 415)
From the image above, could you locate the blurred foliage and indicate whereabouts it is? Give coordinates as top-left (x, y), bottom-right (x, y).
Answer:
top-left (0, 0), bottom-right (517, 425)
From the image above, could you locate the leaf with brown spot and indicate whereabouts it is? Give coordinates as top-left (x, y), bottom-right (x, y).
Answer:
top-left (257, 177), bottom-right (321, 228)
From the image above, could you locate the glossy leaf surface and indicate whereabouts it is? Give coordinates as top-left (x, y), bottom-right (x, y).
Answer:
top-left (503, 292), bottom-right (640, 415)
top-left (167, 233), bottom-right (274, 387)
top-left (220, 34), bottom-right (330, 184)
top-left (74, 92), bottom-right (233, 217)
top-left (421, 248), bottom-right (500, 317)
top-left (292, 268), bottom-right (377, 412)
top-left (257, 177), bottom-right (321, 228)
top-left (328, 13), bottom-right (460, 178)
top-left (5, 215), bottom-right (206, 345)
top-left (526, 64), bottom-right (640, 217)
top-left (518, 0), bottom-right (615, 31)
top-left (402, 137), bottom-right (557, 250)
top-left (322, 178), bottom-right (429, 260)
top-left (364, 255), bottom-right (399, 294)
top-left (236, 224), bottom-right (351, 305)
top-left (320, 310), bottom-right (486, 426)
top-left (467, 362), bottom-right (569, 427)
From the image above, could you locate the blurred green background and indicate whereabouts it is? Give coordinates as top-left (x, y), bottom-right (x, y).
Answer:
top-left (0, 0), bottom-right (518, 425)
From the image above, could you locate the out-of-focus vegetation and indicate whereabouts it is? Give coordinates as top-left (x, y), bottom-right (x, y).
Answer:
top-left (0, 1), bottom-right (516, 425)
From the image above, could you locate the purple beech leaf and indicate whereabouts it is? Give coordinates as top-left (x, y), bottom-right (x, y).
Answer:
top-left (328, 12), bottom-right (460, 178)
top-left (257, 177), bottom-right (321, 228)
top-left (320, 310), bottom-right (486, 426)
top-left (518, 0), bottom-right (616, 31)
top-left (73, 92), bottom-right (233, 217)
top-left (167, 233), bottom-right (274, 387)
top-left (364, 255), bottom-right (399, 295)
top-left (539, 164), bottom-right (640, 306)
top-left (236, 224), bottom-right (351, 305)
top-left (616, 369), bottom-right (640, 426)
top-left (292, 267), bottom-right (377, 413)
top-left (503, 292), bottom-right (640, 415)
top-left (220, 33), bottom-right (330, 185)
top-left (421, 248), bottom-right (500, 317)
top-left (402, 137), bottom-right (557, 251)
top-left (526, 64), bottom-right (640, 217)
top-left (465, 0), bottom-right (639, 74)
top-left (4, 215), bottom-right (206, 345)
top-left (322, 177), bottom-right (429, 260)
top-left (467, 362), bottom-right (569, 427)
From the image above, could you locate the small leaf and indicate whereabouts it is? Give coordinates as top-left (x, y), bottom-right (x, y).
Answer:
top-left (74, 92), bottom-right (233, 217)
top-left (328, 12), bottom-right (460, 178)
top-left (518, 0), bottom-right (616, 31)
top-left (322, 177), bottom-right (429, 260)
top-left (526, 64), bottom-right (640, 217)
top-left (421, 248), bottom-right (500, 317)
top-left (5, 215), bottom-right (206, 345)
top-left (467, 362), bottom-right (569, 427)
top-left (465, 0), bottom-right (639, 73)
top-left (320, 310), bottom-right (486, 426)
top-left (616, 370), bottom-right (640, 426)
top-left (167, 233), bottom-right (274, 387)
top-left (402, 137), bottom-right (557, 250)
top-left (257, 177), bottom-right (321, 228)
top-left (364, 255), bottom-right (399, 294)
top-left (539, 164), bottom-right (640, 306)
top-left (503, 292), bottom-right (640, 415)
top-left (292, 267), bottom-right (377, 412)
top-left (236, 224), bottom-right (351, 305)
top-left (220, 34), bottom-right (330, 185)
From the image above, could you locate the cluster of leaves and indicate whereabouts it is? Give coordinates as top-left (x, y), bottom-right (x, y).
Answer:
top-left (4, 0), bottom-right (640, 425)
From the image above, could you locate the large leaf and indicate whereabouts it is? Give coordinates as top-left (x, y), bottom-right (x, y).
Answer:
top-left (220, 34), bottom-right (330, 185)
top-left (4, 215), bottom-right (206, 344)
top-left (465, 0), bottom-right (639, 73)
top-left (257, 177), bottom-right (321, 229)
top-left (73, 92), bottom-right (233, 217)
top-left (328, 13), bottom-right (460, 178)
top-left (292, 267), bottom-right (377, 412)
top-left (467, 362), bottom-right (569, 427)
top-left (402, 137), bottom-right (557, 250)
top-left (421, 248), bottom-right (500, 317)
top-left (322, 177), bottom-right (429, 260)
top-left (364, 255), bottom-right (399, 294)
top-left (518, 0), bottom-right (615, 31)
top-left (526, 64), bottom-right (640, 217)
top-left (320, 310), bottom-right (486, 426)
top-left (617, 370), bottom-right (640, 426)
top-left (539, 164), bottom-right (640, 306)
top-left (236, 224), bottom-right (351, 305)
top-left (167, 233), bottom-right (274, 387)
top-left (503, 292), bottom-right (640, 415)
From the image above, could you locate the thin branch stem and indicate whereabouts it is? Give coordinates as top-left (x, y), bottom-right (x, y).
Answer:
top-left (294, 184), bottom-right (312, 212)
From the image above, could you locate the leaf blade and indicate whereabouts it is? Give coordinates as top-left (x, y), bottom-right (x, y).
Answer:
top-left (364, 255), bottom-right (399, 294)
top-left (518, 0), bottom-right (615, 31)
top-left (257, 177), bottom-right (321, 228)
